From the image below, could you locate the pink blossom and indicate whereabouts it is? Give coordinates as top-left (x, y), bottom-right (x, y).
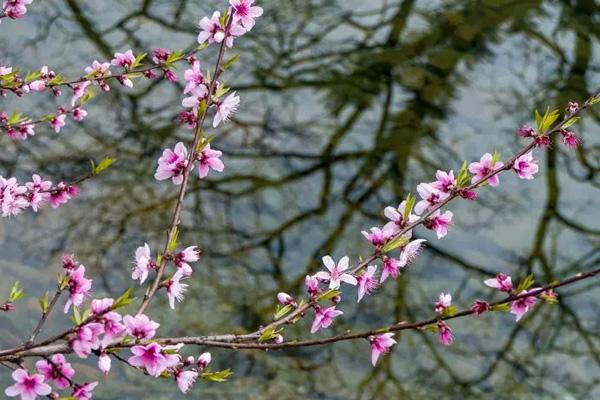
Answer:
top-left (197, 352), bottom-right (211, 369)
top-left (484, 273), bottom-right (513, 292)
top-left (28, 80), bottom-right (45, 92)
top-left (511, 290), bottom-right (538, 321)
top-left (437, 321), bottom-right (454, 345)
top-left (70, 323), bottom-right (103, 359)
top-left (181, 85), bottom-right (209, 110)
top-left (175, 370), bottom-right (198, 394)
top-left (414, 183), bottom-right (448, 215)
top-left (25, 174), bottom-right (51, 212)
top-left (0, 66), bottom-right (13, 75)
top-left (84, 60), bottom-right (111, 80)
top-left (98, 353), bottom-right (111, 375)
top-left (310, 305), bottom-right (343, 333)
top-left (166, 270), bottom-right (189, 309)
top-left (117, 74), bottom-right (133, 88)
top-left (49, 182), bottom-right (78, 208)
top-left (91, 298), bottom-right (113, 315)
top-left (380, 256), bottom-right (401, 283)
top-left (314, 255), bottom-right (357, 289)
top-left (434, 292), bottom-right (452, 314)
top-left (230, 0), bottom-right (263, 31)
top-left (7, 122), bottom-right (35, 140)
top-left (183, 61), bottom-right (204, 94)
top-left (560, 129), bottom-right (580, 149)
top-left (197, 143), bottom-right (224, 178)
top-left (72, 107), bottom-right (88, 121)
top-left (213, 92), bottom-right (240, 127)
top-left (369, 333), bottom-right (396, 366)
top-left (111, 49), bottom-right (135, 68)
top-left (0, 177), bottom-right (28, 217)
top-left (128, 343), bottom-right (180, 377)
top-left (468, 153), bottom-right (504, 187)
top-left (517, 124), bottom-right (536, 138)
top-left (361, 226), bottom-right (393, 247)
top-left (173, 246), bottom-right (200, 277)
top-left (383, 200), bottom-right (418, 235)
top-left (277, 292), bottom-right (295, 306)
top-left (98, 311), bottom-right (126, 348)
top-left (398, 238), bottom-right (426, 267)
top-left (152, 48), bottom-right (170, 65)
top-left (62, 254), bottom-right (77, 270)
top-left (3, 0), bottom-right (33, 20)
top-left (357, 265), bottom-right (378, 302)
top-left (50, 113), bottom-right (66, 133)
top-left (123, 313), bottom-right (160, 339)
top-left (304, 275), bottom-right (320, 296)
top-left (72, 382), bottom-right (98, 400)
top-left (177, 111), bottom-right (197, 129)
top-left (154, 142), bottom-right (188, 184)
top-left (4, 369), bottom-right (51, 400)
top-left (425, 210), bottom-right (453, 239)
top-left (71, 81), bottom-right (90, 106)
top-left (513, 151), bottom-right (538, 180)
top-left (432, 169), bottom-right (456, 193)
top-left (64, 265), bottom-right (93, 313)
top-left (470, 300), bottom-right (490, 315)
top-left (534, 135), bottom-right (552, 148)
top-left (132, 243), bottom-right (154, 284)
top-left (35, 354), bottom-right (74, 390)
top-left (566, 101), bottom-right (579, 114)
top-left (197, 11), bottom-right (245, 48)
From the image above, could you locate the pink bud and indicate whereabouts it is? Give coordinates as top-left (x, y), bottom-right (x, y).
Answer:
top-left (197, 352), bottom-right (211, 370)
top-left (98, 353), bottom-right (111, 374)
top-left (277, 292), bottom-right (294, 306)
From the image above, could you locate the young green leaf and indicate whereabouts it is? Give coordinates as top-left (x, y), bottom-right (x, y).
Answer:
top-left (317, 289), bottom-right (341, 302)
top-left (403, 193), bottom-right (416, 222)
top-left (222, 54), bottom-right (240, 70)
top-left (167, 227), bottom-right (179, 253)
top-left (515, 274), bottom-right (535, 293)
top-left (38, 292), bottom-right (50, 314)
top-left (490, 303), bottom-right (511, 312)
top-left (273, 304), bottom-right (293, 320)
top-left (201, 369), bottom-right (233, 382)
top-left (8, 281), bottom-right (26, 302)
top-left (382, 235), bottom-right (409, 253)
top-left (93, 156), bottom-right (117, 175)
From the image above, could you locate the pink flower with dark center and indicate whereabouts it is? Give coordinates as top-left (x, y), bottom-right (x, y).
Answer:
top-left (230, 0), bottom-right (263, 31)
top-left (197, 11), bottom-right (245, 48)
top-left (72, 382), bottom-right (98, 400)
top-left (566, 101), bottom-right (579, 114)
top-left (166, 270), bottom-right (189, 309)
top-left (369, 333), bottom-right (396, 366)
top-left (3, 0), bottom-right (33, 20)
top-left (534, 135), bottom-right (551, 148)
top-left (357, 265), bottom-right (378, 302)
top-left (62, 254), bottom-right (77, 270)
top-left (380, 256), bottom-right (401, 283)
top-left (361, 226), bottom-right (394, 247)
top-left (181, 85), bottom-right (209, 110)
top-left (434, 292), bottom-right (452, 314)
top-left (72, 107), bottom-right (87, 121)
top-left (437, 321), bottom-right (454, 345)
top-left (310, 305), bottom-right (343, 333)
top-left (132, 243), bottom-right (154, 284)
top-left (123, 313), bottom-right (160, 340)
top-left (513, 151), bottom-right (539, 179)
top-left (425, 210), bottom-right (453, 239)
top-left (432, 169), bottom-right (456, 193)
top-left (197, 352), bottom-right (211, 370)
top-left (414, 183), bottom-right (448, 215)
top-left (0, 176), bottom-right (28, 217)
top-left (98, 311), bottom-right (126, 348)
top-left (111, 49), bottom-right (135, 68)
top-left (35, 354), bottom-right (74, 390)
top-left (304, 275), bottom-right (320, 296)
top-left (154, 142), bottom-right (188, 184)
top-left (314, 255), bottom-right (357, 289)
top-left (50, 113), bottom-right (66, 133)
top-left (560, 129), bottom-right (580, 149)
top-left (511, 290), bottom-right (538, 321)
top-left (4, 369), bottom-right (51, 399)
top-left (152, 48), bottom-right (170, 65)
top-left (173, 245), bottom-right (200, 277)
top-left (128, 343), bottom-right (180, 377)
top-left (197, 143), bottom-right (224, 178)
top-left (383, 200), bottom-right (418, 235)
top-left (84, 60), bottom-right (111, 82)
top-left (398, 239), bottom-right (426, 267)
top-left (64, 265), bottom-right (93, 313)
top-left (484, 273), bottom-right (513, 292)
top-left (183, 61), bottom-right (204, 94)
top-left (213, 92), bottom-right (240, 127)
top-left (25, 174), bottom-right (51, 212)
top-left (177, 111), bottom-right (197, 129)
top-left (517, 124), bottom-right (536, 138)
top-left (49, 182), bottom-right (79, 208)
top-left (468, 153), bottom-right (504, 187)
top-left (470, 300), bottom-right (490, 315)
top-left (70, 323), bottom-right (103, 359)
top-left (458, 188), bottom-right (477, 200)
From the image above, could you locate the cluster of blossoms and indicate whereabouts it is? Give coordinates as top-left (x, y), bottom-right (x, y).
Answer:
top-left (0, 0), bottom-right (32, 23)
top-left (0, 174), bottom-right (78, 217)
top-left (132, 243), bottom-right (200, 308)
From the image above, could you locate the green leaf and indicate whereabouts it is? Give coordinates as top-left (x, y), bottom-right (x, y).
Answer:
top-left (536, 107), bottom-right (560, 133)
top-left (561, 116), bottom-right (580, 129)
top-left (491, 151), bottom-right (501, 165)
top-left (167, 227), bottom-right (179, 253)
top-left (222, 54), bottom-right (240, 70)
top-left (535, 109), bottom-right (543, 131)
top-left (201, 369), bottom-right (233, 382)
top-left (490, 303), bottom-right (511, 312)
top-left (540, 292), bottom-right (558, 304)
top-left (131, 52), bottom-right (147, 69)
top-left (455, 161), bottom-right (470, 188)
top-left (273, 304), bottom-right (293, 320)
top-left (47, 74), bottom-right (67, 86)
top-left (8, 112), bottom-right (24, 125)
top-left (515, 274), bottom-right (535, 293)
top-left (258, 326), bottom-right (282, 342)
top-left (441, 305), bottom-right (457, 318)
top-left (72, 307), bottom-right (82, 325)
top-left (165, 50), bottom-right (184, 66)
top-left (214, 84), bottom-right (230, 99)
top-left (403, 193), bottom-right (416, 222)
top-left (590, 96), bottom-right (600, 105)
top-left (382, 235), bottom-right (409, 253)
top-left (8, 281), bottom-right (26, 302)
top-left (24, 71), bottom-right (42, 82)
top-left (424, 324), bottom-right (438, 333)
top-left (38, 293), bottom-right (49, 314)
top-left (93, 156), bottom-right (117, 175)
top-left (196, 43), bottom-right (210, 51)
top-left (80, 86), bottom-right (96, 104)
top-left (317, 289), bottom-right (341, 302)
top-left (114, 287), bottom-right (135, 309)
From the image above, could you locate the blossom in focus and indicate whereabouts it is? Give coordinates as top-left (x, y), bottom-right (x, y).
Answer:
top-left (166, 270), bottom-right (189, 309)
top-left (230, 0), bottom-right (264, 31)
top-left (71, 81), bottom-right (91, 106)
top-left (310, 305), bottom-right (343, 333)
top-left (197, 143), bottom-right (224, 178)
top-left (357, 265), bottom-right (378, 302)
top-left (432, 169), bottom-right (456, 193)
top-left (511, 290), bottom-right (538, 321)
top-left (128, 342), bottom-right (180, 377)
top-left (154, 142), bottom-right (188, 184)
top-left (70, 323), bottom-right (103, 358)
top-left (197, 352), bottom-right (211, 369)
top-left (4, 369), bottom-right (51, 400)
top-left (64, 265), bottom-right (93, 313)
top-left (369, 333), bottom-right (396, 366)
top-left (468, 153), bottom-right (504, 187)
top-left (35, 354), bottom-right (74, 390)
top-left (425, 210), bottom-right (453, 239)
top-left (124, 313), bottom-right (160, 340)
top-left (414, 183), bottom-right (448, 215)
top-left (277, 292), bottom-right (295, 306)
top-left (470, 300), bottom-right (490, 315)
top-left (3, 0), bottom-right (33, 20)
top-left (383, 200), bottom-right (418, 235)
top-left (0, 177), bottom-right (29, 217)
top-left (197, 11), bottom-right (245, 48)
top-left (398, 238), bottom-right (426, 267)
top-left (49, 182), bottom-right (79, 209)
top-left (513, 151), bottom-right (538, 180)
top-left (314, 255), bottom-right (357, 289)
top-left (72, 107), bottom-right (88, 121)
top-left (361, 226), bottom-right (394, 247)
top-left (132, 243), bottom-right (154, 284)
top-left (483, 273), bottom-right (513, 292)
top-left (173, 246), bottom-right (200, 277)
top-left (50, 113), bottom-right (66, 133)
top-left (111, 49), bottom-right (135, 68)
top-left (72, 382), bottom-right (98, 400)
top-left (304, 275), bottom-right (320, 296)
top-left (213, 92), bottom-right (240, 127)
top-left (380, 256), bottom-right (401, 283)
top-left (183, 61), bottom-right (205, 94)
top-left (25, 174), bottom-right (51, 212)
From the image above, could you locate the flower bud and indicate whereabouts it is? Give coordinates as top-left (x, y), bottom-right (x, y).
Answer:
top-left (273, 334), bottom-right (284, 344)
top-left (98, 353), bottom-right (111, 375)
top-left (277, 292), bottom-right (295, 306)
top-left (197, 352), bottom-right (211, 370)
